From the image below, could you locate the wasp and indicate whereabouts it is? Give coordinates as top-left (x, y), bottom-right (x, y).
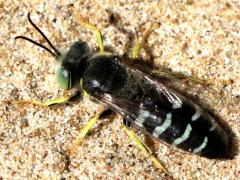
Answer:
top-left (15, 10), bottom-right (232, 173)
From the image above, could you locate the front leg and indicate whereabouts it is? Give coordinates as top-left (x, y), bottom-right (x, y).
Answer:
top-left (13, 91), bottom-right (81, 107)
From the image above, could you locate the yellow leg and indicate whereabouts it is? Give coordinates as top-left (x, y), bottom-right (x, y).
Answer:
top-left (13, 91), bottom-right (80, 107)
top-left (131, 23), bottom-right (159, 59)
top-left (121, 124), bottom-right (167, 173)
top-left (72, 8), bottom-right (104, 54)
top-left (68, 107), bottom-right (107, 155)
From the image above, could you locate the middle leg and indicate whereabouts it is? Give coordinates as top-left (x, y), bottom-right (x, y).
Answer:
top-left (131, 23), bottom-right (159, 59)
top-left (68, 107), bottom-right (113, 155)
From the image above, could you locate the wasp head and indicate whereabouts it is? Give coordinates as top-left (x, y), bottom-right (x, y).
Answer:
top-left (15, 13), bottom-right (90, 90)
top-left (56, 40), bottom-right (90, 89)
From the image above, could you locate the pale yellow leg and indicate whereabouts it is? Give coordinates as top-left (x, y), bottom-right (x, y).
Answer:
top-left (12, 91), bottom-right (80, 107)
top-left (72, 8), bottom-right (104, 53)
top-left (121, 124), bottom-right (167, 173)
top-left (68, 107), bottom-right (107, 155)
top-left (131, 23), bottom-right (159, 59)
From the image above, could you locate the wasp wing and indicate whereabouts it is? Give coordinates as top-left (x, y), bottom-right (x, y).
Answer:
top-left (98, 63), bottom-right (189, 131)
top-left (122, 59), bottom-right (223, 112)
top-left (100, 92), bottom-right (191, 156)
top-left (100, 93), bottom-right (167, 137)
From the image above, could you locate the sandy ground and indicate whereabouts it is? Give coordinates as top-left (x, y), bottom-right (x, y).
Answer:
top-left (0, 0), bottom-right (239, 179)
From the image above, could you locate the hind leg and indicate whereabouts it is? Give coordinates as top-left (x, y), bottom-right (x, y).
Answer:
top-left (122, 118), bottom-right (167, 173)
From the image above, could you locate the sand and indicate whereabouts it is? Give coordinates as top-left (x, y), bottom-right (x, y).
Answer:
top-left (0, 0), bottom-right (239, 179)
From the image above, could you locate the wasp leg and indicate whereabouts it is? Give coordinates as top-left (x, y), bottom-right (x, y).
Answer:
top-left (121, 122), bottom-right (167, 173)
top-left (131, 23), bottom-right (159, 59)
top-left (68, 107), bottom-right (109, 155)
top-left (72, 8), bottom-right (104, 53)
top-left (14, 91), bottom-right (81, 107)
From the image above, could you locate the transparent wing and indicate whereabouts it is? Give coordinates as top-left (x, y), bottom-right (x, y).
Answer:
top-left (122, 59), bottom-right (224, 112)
top-left (142, 72), bottom-right (183, 109)
top-left (100, 93), bottom-right (139, 118)
top-left (98, 65), bottom-right (189, 123)
top-left (99, 93), bottom-right (191, 156)
top-left (150, 66), bottom-right (226, 114)
top-left (100, 93), bottom-right (164, 129)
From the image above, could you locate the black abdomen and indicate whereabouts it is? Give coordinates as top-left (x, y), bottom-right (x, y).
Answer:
top-left (131, 100), bottom-right (230, 159)
top-left (153, 102), bottom-right (229, 159)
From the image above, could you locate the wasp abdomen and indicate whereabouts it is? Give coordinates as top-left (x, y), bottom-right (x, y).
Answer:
top-left (135, 101), bottom-right (230, 159)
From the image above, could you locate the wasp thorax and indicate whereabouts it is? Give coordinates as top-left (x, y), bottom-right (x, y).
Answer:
top-left (82, 55), bottom-right (127, 96)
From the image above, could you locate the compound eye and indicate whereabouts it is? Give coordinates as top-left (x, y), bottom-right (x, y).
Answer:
top-left (56, 66), bottom-right (71, 89)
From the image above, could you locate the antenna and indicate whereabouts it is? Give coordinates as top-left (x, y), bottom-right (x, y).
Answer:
top-left (15, 12), bottom-right (61, 58)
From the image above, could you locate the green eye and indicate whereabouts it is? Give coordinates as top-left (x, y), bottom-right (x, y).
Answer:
top-left (56, 66), bottom-right (71, 89)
